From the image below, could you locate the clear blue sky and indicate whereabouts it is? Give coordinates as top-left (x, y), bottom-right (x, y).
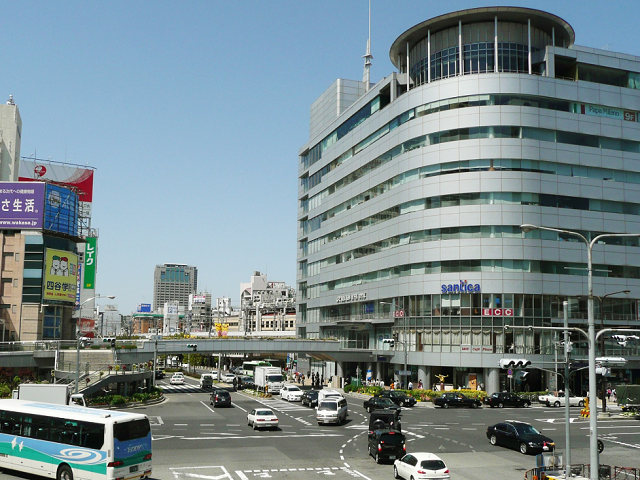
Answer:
top-left (2, 1), bottom-right (639, 313)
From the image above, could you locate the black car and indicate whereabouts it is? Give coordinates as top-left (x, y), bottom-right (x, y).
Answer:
top-left (367, 429), bottom-right (406, 463)
top-left (301, 390), bottom-right (319, 407)
top-left (433, 392), bottom-right (482, 409)
top-left (375, 391), bottom-right (417, 407)
top-left (364, 396), bottom-right (402, 413)
top-left (154, 370), bottom-right (165, 380)
top-left (486, 421), bottom-right (555, 455)
top-left (210, 390), bottom-right (232, 407)
top-left (483, 392), bottom-right (531, 408)
top-left (369, 410), bottom-right (401, 433)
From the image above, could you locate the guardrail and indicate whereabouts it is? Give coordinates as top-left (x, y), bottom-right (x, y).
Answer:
top-left (524, 464), bottom-right (640, 480)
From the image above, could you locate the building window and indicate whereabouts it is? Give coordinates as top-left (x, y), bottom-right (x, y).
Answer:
top-left (15, 253), bottom-right (19, 262)
top-left (43, 306), bottom-right (62, 339)
top-left (11, 305), bottom-right (16, 314)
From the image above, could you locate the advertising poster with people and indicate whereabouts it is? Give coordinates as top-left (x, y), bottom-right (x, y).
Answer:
top-left (44, 248), bottom-right (78, 302)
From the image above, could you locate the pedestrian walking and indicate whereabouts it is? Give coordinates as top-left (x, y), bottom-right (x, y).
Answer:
top-left (408, 381), bottom-right (413, 390)
top-left (418, 380), bottom-right (423, 389)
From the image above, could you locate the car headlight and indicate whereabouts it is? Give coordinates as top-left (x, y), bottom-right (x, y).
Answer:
top-left (529, 442), bottom-right (538, 447)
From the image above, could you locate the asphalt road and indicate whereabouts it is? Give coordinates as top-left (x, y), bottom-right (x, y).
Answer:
top-left (3, 376), bottom-right (640, 480)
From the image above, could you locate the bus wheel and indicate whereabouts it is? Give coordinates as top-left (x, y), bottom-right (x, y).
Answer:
top-left (57, 464), bottom-right (73, 480)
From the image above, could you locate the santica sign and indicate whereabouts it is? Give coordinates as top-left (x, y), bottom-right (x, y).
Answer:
top-left (441, 280), bottom-right (480, 293)
top-left (336, 293), bottom-right (367, 303)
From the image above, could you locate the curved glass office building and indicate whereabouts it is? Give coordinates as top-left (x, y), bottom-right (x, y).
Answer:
top-left (297, 7), bottom-right (640, 394)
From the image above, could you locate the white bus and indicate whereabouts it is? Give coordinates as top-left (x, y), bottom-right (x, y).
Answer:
top-left (241, 360), bottom-right (272, 377)
top-left (0, 399), bottom-right (152, 480)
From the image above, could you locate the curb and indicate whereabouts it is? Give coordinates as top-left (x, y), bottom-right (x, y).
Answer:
top-left (90, 395), bottom-right (166, 410)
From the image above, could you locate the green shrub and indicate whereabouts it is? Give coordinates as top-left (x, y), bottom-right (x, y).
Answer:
top-left (110, 395), bottom-right (127, 405)
top-left (0, 384), bottom-right (11, 398)
top-left (344, 384), bottom-right (356, 393)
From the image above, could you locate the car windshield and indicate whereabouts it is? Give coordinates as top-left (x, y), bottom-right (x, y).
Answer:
top-left (380, 398), bottom-right (395, 405)
top-left (379, 433), bottom-right (404, 445)
top-left (288, 386), bottom-right (301, 391)
top-left (257, 410), bottom-right (274, 416)
top-left (421, 460), bottom-right (446, 470)
top-left (318, 401), bottom-right (338, 411)
top-left (515, 424), bottom-right (541, 435)
top-left (266, 375), bottom-right (284, 382)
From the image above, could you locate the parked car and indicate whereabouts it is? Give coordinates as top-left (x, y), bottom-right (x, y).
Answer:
top-left (538, 391), bottom-right (585, 408)
top-left (394, 452), bottom-right (450, 480)
top-left (368, 429), bottom-right (406, 463)
top-left (364, 396), bottom-right (402, 413)
top-left (210, 390), bottom-right (232, 407)
top-left (376, 391), bottom-right (417, 407)
top-left (154, 370), bottom-right (165, 380)
top-left (280, 384), bottom-right (304, 401)
top-left (483, 392), bottom-right (531, 408)
top-left (247, 408), bottom-right (279, 430)
top-left (170, 374), bottom-right (185, 385)
top-left (301, 390), bottom-right (319, 407)
top-left (433, 392), bottom-right (482, 409)
top-left (486, 421), bottom-right (555, 455)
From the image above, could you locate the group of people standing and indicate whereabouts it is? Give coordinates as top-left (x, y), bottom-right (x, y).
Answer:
top-left (293, 370), bottom-right (324, 387)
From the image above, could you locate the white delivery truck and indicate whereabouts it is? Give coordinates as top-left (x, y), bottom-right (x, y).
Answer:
top-left (12, 384), bottom-right (87, 406)
top-left (254, 366), bottom-right (285, 394)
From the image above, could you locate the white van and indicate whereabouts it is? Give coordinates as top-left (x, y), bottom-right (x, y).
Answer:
top-left (317, 388), bottom-right (344, 404)
top-left (199, 373), bottom-right (214, 388)
top-left (316, 396), bottom-right (348, 425)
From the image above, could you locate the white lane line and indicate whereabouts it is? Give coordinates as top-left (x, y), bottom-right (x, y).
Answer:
top-left (175, 424), bottom-right (188, 426)
top-left (200, 424), bottom-right (215, 426)
top-left (342, 444), bottom-right (347, 448)
top-left (462, 428), bottom-right (477, 431)
top-left (340, 456), bottom-right (344, 460)
top-left (236, 471), bottom-right (249, 480)
top-left (344, 463), bottom-right (350, 468)
top-left (349, 468), bottom-right (374, 480)
top-left (200, 401), bottom-right (216, 414)
top-left (232, 403), bottom-right (247, 412)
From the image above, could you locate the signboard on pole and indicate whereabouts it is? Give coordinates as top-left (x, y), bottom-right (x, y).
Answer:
top-left (83, 237), bottom-right (97, 289)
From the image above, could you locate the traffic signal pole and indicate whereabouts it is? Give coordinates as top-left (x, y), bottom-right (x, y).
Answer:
top-left (564, 301), bottom-right (572, 478)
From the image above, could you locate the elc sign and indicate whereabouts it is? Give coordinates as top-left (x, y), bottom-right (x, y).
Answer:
top-left (441, 280), bottom-right (480, 293)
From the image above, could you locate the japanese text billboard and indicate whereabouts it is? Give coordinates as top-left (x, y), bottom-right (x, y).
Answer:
top-left (83, 237), bottom-right (97, 289)
top-left (0, 182), bottom-right (45, 229)
top-left (44, 248), bottom-right (79, 303)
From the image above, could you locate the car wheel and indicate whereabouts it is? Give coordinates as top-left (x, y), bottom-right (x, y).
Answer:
top-left (375, 453), bottom-right (380, 464)
top-left (498, 402), bottom-right (504, 408)
top-left (471, 402), bottom-right (479, 409)
top-left (368, 445), bottom-right (373, 458)
top-left (490, 434), bottom-right (497, 445)
top-left (367, 406), bottom-right (372, 413)
top-left (253, 422), bottom-right (258, 430)
top-left (554, 401), bottom-right (561, 408)
top-left (442, 403), bottom-right (449, 409)
top-left (579, 400), bottom-right (585, 407)
top-left (57, 465), bottom-right (73, 480)
top-left (400, 400), bottom-right (405, 407)
top-left (520, 442), bottom-right (528, 455)
top-left (393, 466), bottom-right (400, 479)
top-left (524, 401), bottom-right (531, 408)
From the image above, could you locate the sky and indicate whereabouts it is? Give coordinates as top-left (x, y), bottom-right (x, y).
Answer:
top-left (1, 0), bottom-right (639, 313)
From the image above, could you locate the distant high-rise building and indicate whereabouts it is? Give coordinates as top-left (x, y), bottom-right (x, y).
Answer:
top-left (153, 263), bottom-right (197, 311)
top-left (0, 96), bottom-right (21, 181)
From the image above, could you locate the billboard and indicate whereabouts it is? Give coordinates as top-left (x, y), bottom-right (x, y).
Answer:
top-left (78, 318), bottom-right (95, 337)
top-left (19, 160), bottom-right (94, 203)
top-left (44, 183), bottom-right (78, 236)
top-left (84, 237), bottom-right (97, 288)
top-left (137, 303), bottom-right (152, 313)
top-left (0, 182), bottom-right (45, 229)
top-left (44, 248), bottom-right (79, 303)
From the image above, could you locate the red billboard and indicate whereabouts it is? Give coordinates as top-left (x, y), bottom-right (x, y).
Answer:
top-left (19, 159), bottom-right (95, 203)
top-left (78, 318), bottom-right (95, 337)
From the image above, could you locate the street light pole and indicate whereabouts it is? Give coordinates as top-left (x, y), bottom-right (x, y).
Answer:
top-left (563, 301), bottom-right (571, 478)
top-left (521, 224), bottom-right (640, 480)
top-left (75, 294), bottom-right (115, 394)
top-left (595, 290), bottom-right (630, 413)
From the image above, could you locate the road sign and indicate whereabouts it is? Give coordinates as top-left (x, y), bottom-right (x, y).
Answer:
top-left (507, 369), bottom-right (513, 378)
top-left (396, 370), bottom-right (411, 375)
top-left (393, 310), bottom-right (405, 318)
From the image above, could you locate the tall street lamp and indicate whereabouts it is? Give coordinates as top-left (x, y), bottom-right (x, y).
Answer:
top-left (521, 223), bottom-right (639, 479)
top-left (595, 289), bottom-right (629, 413)
top-left (76, 294), bottom-right (115, 394)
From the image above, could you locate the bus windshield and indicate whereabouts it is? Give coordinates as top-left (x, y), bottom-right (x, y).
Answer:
top-left (242, 361), bottom-right (272, 376)
top-left (114, 419), bottom-right (151, 441)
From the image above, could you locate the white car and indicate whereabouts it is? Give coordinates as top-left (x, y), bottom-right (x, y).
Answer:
top-left (170, 375), bottom-right (185, 385)
top-left (247, 408), bottom-right (279, 430)
top-left (394, 452), bottom-right (450, 480)
top-left (209, 370), bottom-right (219, 380)
top-left (538, 391), bottom-right (585, 408)
top-left (280, 384), bottom-right (303, 401)
top-left (222, 373), bottom-right (236, 383)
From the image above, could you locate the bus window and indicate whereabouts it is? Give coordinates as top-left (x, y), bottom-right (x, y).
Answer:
top-left (114, 419), bottom-right (151, 442)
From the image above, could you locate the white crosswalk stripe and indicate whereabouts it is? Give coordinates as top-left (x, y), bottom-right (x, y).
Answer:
top-left (252, 396), bottom-right (312, 412)
top-left (159, 384), bottom-right (206, 393)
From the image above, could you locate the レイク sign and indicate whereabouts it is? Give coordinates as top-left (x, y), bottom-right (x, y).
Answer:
top-left (441, 281), bottom-right (480, 293)
top-left (83, 237), bottom-right (97, 289)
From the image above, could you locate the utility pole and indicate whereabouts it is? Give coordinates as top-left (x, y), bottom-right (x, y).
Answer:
top-left (564, 301), bottom-right (572, 478)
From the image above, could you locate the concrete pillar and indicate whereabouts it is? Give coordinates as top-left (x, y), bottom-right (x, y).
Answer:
top-left (418, 365), bottom-right (430, 390)
top-left (336, 362), bottom-right (344, 378)
top-left (485, 367), bottom-right (500, 394)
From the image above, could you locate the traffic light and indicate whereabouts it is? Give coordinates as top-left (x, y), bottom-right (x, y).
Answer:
top-left (382, 339), bottom-right (395, 347)
top-left (187, 344), bottom-right (197, 351)
top-left (110, 339), bottom-right (116, 348)
top-left (595, 366), bottom-right (610, 376)
top-left (498, 358), bottom-right (531, 369)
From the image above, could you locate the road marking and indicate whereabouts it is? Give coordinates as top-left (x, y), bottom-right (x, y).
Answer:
top-left (581, 425), bottom-right (640, 430)
top-left (461, 428), bottom-right (476, 431)
top-left (171, 465), bottom-right (234, 480)
top-left (232, 402), bottom-right (248, 412)
top-left (175, 424), bottom-right (188, 426)
top-left (235, 471), bottom-right (249, 480)
top-left (200, 401), bottom-right (216, 414)
top-left (201, 424), bottom-right (215, 426)
top-left (180, 433), bottom-right (344, 441)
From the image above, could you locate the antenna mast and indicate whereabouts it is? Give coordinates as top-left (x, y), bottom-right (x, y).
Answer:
top-left (362, 0), bottom-right (373, 91)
